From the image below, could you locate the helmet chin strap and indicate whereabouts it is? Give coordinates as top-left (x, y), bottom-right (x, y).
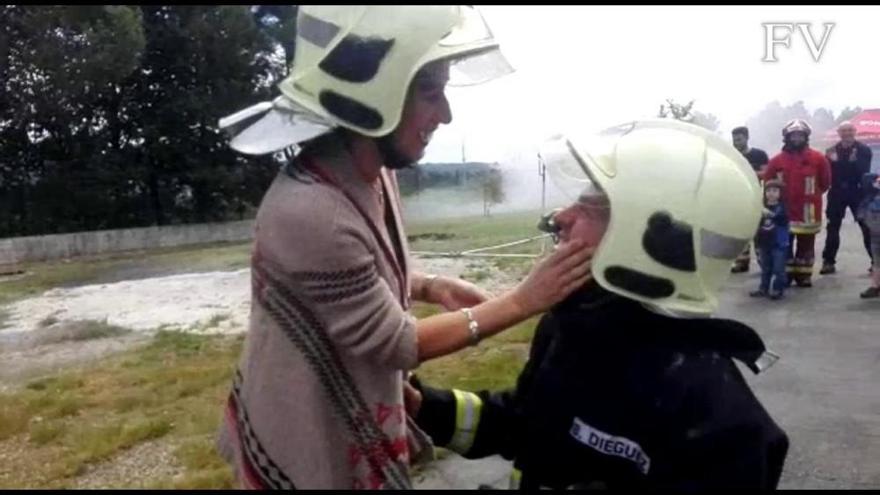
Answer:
top-left (376, 133), bottom-right (416, 170)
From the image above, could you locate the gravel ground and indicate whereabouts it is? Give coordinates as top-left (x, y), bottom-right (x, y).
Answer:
top-left (71, 440), bottom-right (183, 489)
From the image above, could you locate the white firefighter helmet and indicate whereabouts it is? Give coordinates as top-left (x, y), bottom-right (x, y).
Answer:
top-left (782, 118), bottom-right (812, 137)
top-left (220, 5), bottom-right (513, 155)
top-left (539, 119), bottom-right (763, 316)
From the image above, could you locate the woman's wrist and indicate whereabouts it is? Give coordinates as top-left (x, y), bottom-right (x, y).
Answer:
top-left (502, 287), bottom-right (534, 322)
top-left (419, 274), bottom-right (440, 301)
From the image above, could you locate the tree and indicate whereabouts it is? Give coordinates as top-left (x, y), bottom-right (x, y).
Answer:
top-left (0, 5), bottom-right (294, 237)
top-left (743, 100), bottom-right (812, 153)
top-left (658, 99), bottom-right (695, 123)
top-left (252, 5), bottom-right (298, 71)
top-left (742, 101), bottom-right (857, 153)
top-left (658, 99), bottom-right (720, 132)
top-left (836, 106), bottom-right (863, 124)
top-left (0, 6), bottom-right (147, 235)
top-left (692, 111), bottom-right (720, 132)
top-left (482, 166), bottom-right (505, 217)
top-left (810, 107), bottom-right (836, 143)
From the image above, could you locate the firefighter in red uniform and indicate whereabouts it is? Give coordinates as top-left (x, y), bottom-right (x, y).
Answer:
top-left (762, 119), bottom-right (832, 287)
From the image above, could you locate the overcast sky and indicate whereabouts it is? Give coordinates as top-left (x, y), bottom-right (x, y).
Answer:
top-left (423, 5), bottom-right (880, 166)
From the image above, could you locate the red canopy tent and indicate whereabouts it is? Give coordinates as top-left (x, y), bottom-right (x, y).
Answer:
top-left (822, 109), bottom-right (880, 145)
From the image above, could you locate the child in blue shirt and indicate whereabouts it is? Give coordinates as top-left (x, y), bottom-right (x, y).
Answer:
top-left (751, 179), bottom-right (790, 300)
top-left (857, 173), bottom-right (880, 298)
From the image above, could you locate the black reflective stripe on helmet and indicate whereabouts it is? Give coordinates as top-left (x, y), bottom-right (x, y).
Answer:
top-left (319, 90), bottom-right (384, 131)
top-left (642, 212), bottom-right (696, 272)
top-left (604, 266), bottom-right (675, 299)
top-left (319, 35), bottom-right (395, 83)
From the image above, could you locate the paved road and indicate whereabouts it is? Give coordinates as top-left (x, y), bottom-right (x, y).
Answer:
top-left (416, 224), bottom-right (880, 489)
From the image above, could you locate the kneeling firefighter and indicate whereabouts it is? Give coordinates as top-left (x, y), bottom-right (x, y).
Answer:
top-left (408, 119), bottom-right (790, 490)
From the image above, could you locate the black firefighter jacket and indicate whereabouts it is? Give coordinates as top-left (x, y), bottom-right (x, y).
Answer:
top-left (413, 287), bottom-right (790, 490)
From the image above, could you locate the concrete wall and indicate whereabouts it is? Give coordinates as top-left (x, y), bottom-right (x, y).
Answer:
top-left (0, 220), bottom-right (255, 266)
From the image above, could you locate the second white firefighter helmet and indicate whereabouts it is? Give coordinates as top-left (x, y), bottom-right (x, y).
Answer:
top-left (539, 119), bottom-right (763, 316)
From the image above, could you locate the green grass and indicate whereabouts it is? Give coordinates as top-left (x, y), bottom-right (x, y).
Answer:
top-left (411, 301), bottom-right (539, 391)
top-left (0, 307), bottom-right (9, 329)
top-left (405, 209), bottom-right (546, 255)
top-left (0, 330), bottom-right (243, 489)
top-left (191, 313), bottom-right (232, 333)
top-left (0, 211), bottom-right (550, 488)
top-left (38, 315), bottom-right (59, 328)
top-left (31, 320), bottom-right (132, 346)
top-left (0, 241), bottom-right (252, 306)
top-left (146, 439), bottom-right (238, 489)
top-left (0, 302), bottom-right (537, 489)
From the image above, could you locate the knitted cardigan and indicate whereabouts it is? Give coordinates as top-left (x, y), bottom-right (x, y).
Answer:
top-left (217, 134), bottom-right (433, 489)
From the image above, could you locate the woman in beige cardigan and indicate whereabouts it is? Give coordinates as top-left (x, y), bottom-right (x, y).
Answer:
top-left (216, 6), bottom-right (593, 489)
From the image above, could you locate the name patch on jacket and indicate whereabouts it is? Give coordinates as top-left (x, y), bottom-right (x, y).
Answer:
top-left (570, 418), bottom-right (651, 475)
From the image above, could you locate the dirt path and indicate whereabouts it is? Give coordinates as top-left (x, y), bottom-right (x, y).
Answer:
top-left (71, 439), bottom-right (183, 489)
top-left (3, 269), bottom-right (251, 335)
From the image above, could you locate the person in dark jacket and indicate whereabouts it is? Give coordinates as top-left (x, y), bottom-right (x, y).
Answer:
top-left (731, 126), bottom-right (770, 273)
top-left (750, 179), bottom-right (790, 300)
top-left (407, 121), bottom-right (789, 490)
top-left (820, 121), bottom-right (874, 274)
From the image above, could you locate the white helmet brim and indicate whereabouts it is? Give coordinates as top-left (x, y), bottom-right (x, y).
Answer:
top-left (219, 96), bottom-right (333, 156)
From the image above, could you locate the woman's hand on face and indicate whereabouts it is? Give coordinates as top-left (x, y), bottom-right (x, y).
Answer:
top-left (510, 240), bottom-right (594, 317)
top-left (428, 276), bottom-right (491, 311)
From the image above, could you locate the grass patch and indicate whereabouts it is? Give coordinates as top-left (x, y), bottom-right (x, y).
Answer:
top-left (207, 313), bottom-right (231, 327)
top-left (418, 339), bottom-right (530, 392)
top-left (461, 266), bottom-right (492, 284)
top-left (0, 300), bottom-right (534, 488)
top-left (411, 301), bottom-right (539, 391)
top-left (0, 211), bottom-right (552, 488)
top-left (0, 330), bottom-right (243, 488)
top-left (43, 396), bottom-right (84, 420)
top-left (407, 232), bottom-right (456, 243)
top-left (490, 256), bottom-right (533, 279)
top-left (32, 320), bottom-right (131, 346)
top-left (0, 307), bottom-right (11, 329)
top-left (0, 241), bottom-right (252, 307)
top-left (405, 210), bottom-right (545, 255)
top-left (29, 422), bottom-right (65, 446)
top-left (0, 402), bottom-right (30, 442)
top-left (192, 313), bottom-right (232, 333)
top-left (38, 315), bottom-right (59, 328)
top-left (25, 375), bottom-right (85, 393)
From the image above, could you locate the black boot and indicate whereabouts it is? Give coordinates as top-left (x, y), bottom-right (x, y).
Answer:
top-left (820, 262), bottom-right (836, 275)
top-left (860, 286), bottom-right (880, 299)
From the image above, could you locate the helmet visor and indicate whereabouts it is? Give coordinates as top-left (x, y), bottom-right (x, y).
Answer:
top-left (438, 6), bottom-right (514, 86)
top-left (447, 47), bottom-right (514, 86)
top-left (540, 134), bottom-right (606, 204)
top-left (218, 97), bottom-right (333, 156)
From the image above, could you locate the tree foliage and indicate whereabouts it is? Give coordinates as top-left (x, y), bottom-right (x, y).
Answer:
top-left (742, 101), bottom-right (861, 154)
top-left (0, 5), bottom-right (296, 237)
top-left (658, 99), bottom-right (720, 132)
